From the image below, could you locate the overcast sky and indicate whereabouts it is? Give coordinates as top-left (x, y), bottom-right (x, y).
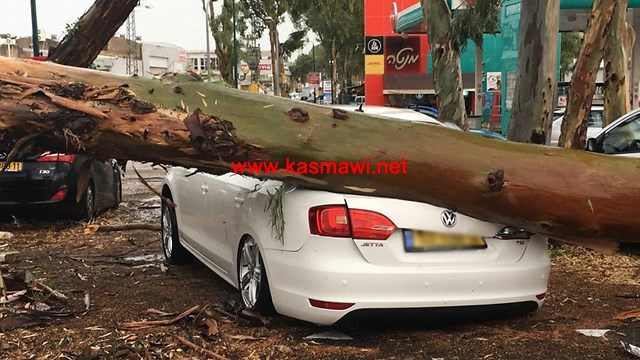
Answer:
top-left (1, 0), bottom-right (307, 53)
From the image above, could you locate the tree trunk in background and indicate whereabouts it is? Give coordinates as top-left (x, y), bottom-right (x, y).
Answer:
top-left (4, 58), bottom-right (640, 253)
top-left (603, 0), bottom-right (635, 127)
top-left (268, 24), bottom-right (280, 96)
top-left (559, 0), bottom-right (616, 149)
top-left (212, 0), bottom-right (233, 84)
top-left (332, 39), bottom-right (338, 105)
top-left (48, 0), bottom-right (139, 67)
top-left (507, 0), bottom-right (560, 144)
top-left (421, 0), bottom-right (468, 130)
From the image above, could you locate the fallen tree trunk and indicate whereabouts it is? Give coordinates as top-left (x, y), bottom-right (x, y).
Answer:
top-left (1, 57), bottom-right (640, 251)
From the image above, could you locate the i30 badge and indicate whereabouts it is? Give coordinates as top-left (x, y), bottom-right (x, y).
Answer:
top-left (441, 210), bottom-right (457, 228)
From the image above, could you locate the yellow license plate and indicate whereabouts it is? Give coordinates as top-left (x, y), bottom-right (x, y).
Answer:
top-left (404, 230), bottom-right (487, 252)
top-left (0, 162), bottom-right (23, 172)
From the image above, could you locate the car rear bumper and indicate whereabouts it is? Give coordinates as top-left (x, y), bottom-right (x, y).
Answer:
top-left (263, 237), bottom-right (550, 325)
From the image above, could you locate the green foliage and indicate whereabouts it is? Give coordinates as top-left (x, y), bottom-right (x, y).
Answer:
top-left (63, 19), bottom-right (83, 38)
top-left (288, 0), bottom-right (364, 86)
top-left (281, 30), bottom-right (306, 60)
top-left (290, 45), bottom-right (328, 82)
top-left (451, 0), bottom-right (502, 52)
top-left (265, 186), bottom-right (285, 243)
top-left (560, 32), bottom-right (583, 78)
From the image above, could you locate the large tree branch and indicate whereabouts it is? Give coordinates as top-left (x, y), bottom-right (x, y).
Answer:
top-left (1, 58), bottom-right (640, 250)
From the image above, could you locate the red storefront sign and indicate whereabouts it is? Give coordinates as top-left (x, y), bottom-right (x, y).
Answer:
top-left (308, 72), bottom-right (321, 85)
top-left (385, 36), bottom-right (421, 73)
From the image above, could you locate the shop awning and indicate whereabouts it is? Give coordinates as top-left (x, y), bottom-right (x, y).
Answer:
top-left (393, 0), bottom-right (640, 34)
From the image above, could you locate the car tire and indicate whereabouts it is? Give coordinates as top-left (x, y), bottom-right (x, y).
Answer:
top-left (161, 196), bottom-right (193, 264)
top-left (76, 181), bottom-right (95, 221)
top-left (113, 170), bottom-right (122, 209)
top-left (237, 236), bottom-right (274, 313)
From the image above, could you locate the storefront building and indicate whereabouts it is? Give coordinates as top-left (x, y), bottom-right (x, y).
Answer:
top-left (366, 0), bottom-right (640, 134)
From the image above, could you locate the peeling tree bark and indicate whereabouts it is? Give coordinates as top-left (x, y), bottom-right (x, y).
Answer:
top-left (421, 0), bottom-right (468, 130)
top-left (48, 0), bottom-right (139, 68)
top-left (603, 0), bottom-right (635, 127)
top-left (559, 0), bottom-right (616, 149)
top-left (2, 58), bottom-right (640, 251)
top-left (508, 0), bottom-right (560, 144)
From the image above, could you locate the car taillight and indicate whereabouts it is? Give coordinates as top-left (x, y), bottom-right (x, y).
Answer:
top-left (309, 205), bottom-right (350, 237)
top-left (37, 153), bottom-right (75, 163)
top-left (493, 226), bottom-right (531, 240)
top-left (50, 188), bottom-right (68, 201)
top-left (309, 205), bottom-right (397, 240)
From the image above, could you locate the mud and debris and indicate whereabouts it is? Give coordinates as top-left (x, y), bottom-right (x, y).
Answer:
top-left (0, 163), bottom-right (640, 359)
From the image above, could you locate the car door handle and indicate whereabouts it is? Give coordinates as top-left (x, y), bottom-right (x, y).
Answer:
top-left (234, 196), bottom-right (245, 205)
top-left (201, 185), bottom-right (208, 194)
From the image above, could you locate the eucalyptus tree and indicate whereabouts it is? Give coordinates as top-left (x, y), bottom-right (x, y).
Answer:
top-left (289, 0), bottom-right (364, 103)
top-left (559, 0), bottom-right (616, 148)
top-left (421, 0), bottom-right (501, 130)
top-left (507, 0), bottom-right (560, 144)
top-left (49, 0), bottom-right (139, 67)
top-left (238, 0), bottom-right (291, 96)
top-left (603, 0), bottom-right (635, 127)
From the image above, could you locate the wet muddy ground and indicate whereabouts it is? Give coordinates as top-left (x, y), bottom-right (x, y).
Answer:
top-left (0, 163), bottom-right (639, 359)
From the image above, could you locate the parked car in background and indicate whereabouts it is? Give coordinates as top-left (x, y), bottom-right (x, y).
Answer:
top-left (586, 107), bottom-right (640, 157)
top-left (470, 129), bottom-right (507, 140)
top-left (0, 151), bottom-right (122, 220)
top-left (407, 104), bottom-right (439, 118)
top-left (550, 106), bottom-right (603, 146)
top-left (332, 104), bottom-right (440, 125)
top-left (161, 168), bottom-right (550, 325)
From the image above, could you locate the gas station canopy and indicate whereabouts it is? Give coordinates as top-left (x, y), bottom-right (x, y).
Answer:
top-left (393, 0), bottom-right (640, 33)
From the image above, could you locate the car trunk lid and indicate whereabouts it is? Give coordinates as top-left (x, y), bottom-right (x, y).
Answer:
top-left (342, 195), bottom-right (529, 267)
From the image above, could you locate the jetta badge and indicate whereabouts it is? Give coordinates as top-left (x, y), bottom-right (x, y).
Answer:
top-left (441, 210), bottom-right (457, 228)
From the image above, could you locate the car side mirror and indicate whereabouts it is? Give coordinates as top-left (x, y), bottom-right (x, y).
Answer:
top-left (586, 138), bottom-right (598, 152)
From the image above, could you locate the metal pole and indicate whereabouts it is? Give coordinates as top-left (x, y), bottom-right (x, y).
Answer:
top-left (232, 0), bottom-right (238, 89)
top-left (204, 3), bottom-right (211, 83)
top-left (274, 29), bottom-right (280, 97)
top-left (312, 44), bottom-right (316, 103)
top-left (30, 0), bottom-right (40, 57)
top-left (474, 46), bottom-right (483, 116)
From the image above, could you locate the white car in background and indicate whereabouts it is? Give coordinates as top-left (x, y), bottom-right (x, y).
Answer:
top-left (161, 166), bottom-right (550, 325)
top-left (332, 104), bottom-right (441, 125)
top-left (550, 106), bottom-right (603, 146)
top-left (586, 107), bottom-right (640, 157)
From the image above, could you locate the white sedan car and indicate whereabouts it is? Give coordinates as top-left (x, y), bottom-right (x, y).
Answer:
top-left (161, 168), bottom-right (550, 325)
top-left (550, 106), bottom-right (603, 146)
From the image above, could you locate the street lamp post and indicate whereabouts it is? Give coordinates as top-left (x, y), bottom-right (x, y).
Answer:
top-left (30, 0), bottom-right (40, 57)
top-left (329, 60), bottom-right (334, 105)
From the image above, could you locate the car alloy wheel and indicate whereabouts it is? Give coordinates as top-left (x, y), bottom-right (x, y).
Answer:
top-left (238, 237), bottom-right (273, 312)
top-left (160, 197), bottom-right (193, 264)
top-left (161, 204), bottom-right (174, 259)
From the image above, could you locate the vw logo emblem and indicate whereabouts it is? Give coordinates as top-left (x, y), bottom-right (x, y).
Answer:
top-left (0, 152), bottom-right (6, 161)
top-left (441, 210), bottom-right (457, 228)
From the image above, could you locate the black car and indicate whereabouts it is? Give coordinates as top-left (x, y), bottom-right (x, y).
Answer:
top-left (0, 151), bottom-right (122, 220)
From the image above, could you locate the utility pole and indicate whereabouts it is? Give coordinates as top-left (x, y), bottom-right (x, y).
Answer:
top-left (30, 0), bottom-right (40, 57)
top-left (204, 1), bottom-right (212, 82)
top-left (232, 0), bottom-right (238, 89)
top-left (126, 11), bottom-right (139, 75)
top-left (312, 44), bottom-right (316, 103)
